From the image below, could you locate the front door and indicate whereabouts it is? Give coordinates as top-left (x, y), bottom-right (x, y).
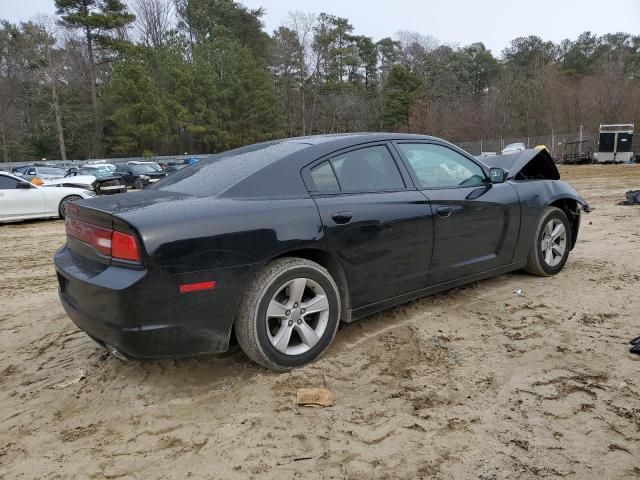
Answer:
top-left (0, 176), bottom-right (45, 220)
top-left (304, 144), bottom-right (434, 309)
top-left (394, 142), bottom-right (520, 285)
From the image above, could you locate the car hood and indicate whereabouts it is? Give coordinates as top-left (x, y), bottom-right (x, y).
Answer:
top-left (480, 148), bottom-right (560, 180)
top-left (40, 185), bottom-right (94, 197)
top-left (44, 175), bottom-right (96, 185)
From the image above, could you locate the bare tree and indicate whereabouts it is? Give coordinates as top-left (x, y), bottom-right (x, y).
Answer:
top-left (284, 11), bottom-right (316, 136)
top-left (36, 16), bottom-right (68, 160)
top-left (132, 0), bottom-right (175, 47)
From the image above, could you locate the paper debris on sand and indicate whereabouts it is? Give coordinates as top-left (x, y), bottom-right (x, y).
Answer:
top-left (296, 388), bottom-right (335, 407)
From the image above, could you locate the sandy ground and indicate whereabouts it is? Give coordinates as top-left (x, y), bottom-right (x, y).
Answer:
top-left (1, 165), bottom-right (639, 479)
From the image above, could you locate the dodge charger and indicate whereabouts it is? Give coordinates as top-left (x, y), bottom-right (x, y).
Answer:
top-left (54, 134), bottom-right (590, 370)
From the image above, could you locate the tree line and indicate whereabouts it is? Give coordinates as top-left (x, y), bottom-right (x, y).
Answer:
top-left (1, 0), bottom-right (639, 161)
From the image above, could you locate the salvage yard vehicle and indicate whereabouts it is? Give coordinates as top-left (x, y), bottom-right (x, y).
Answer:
top-left (501, 142), bottom-right (526, 155)
top-left (51, 165), bottom-right (127, 195)
top-left (0, 171), bottom-right (95, 223)
top-left (54, 133), bottom-right (590, 370)
top-left (13, 165), bottom-right (67, 182)
top-left (115, 162), bottom-right (167, 189)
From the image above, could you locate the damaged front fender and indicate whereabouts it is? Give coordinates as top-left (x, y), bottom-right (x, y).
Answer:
top-left (480, 148), bottom-right (592, 213)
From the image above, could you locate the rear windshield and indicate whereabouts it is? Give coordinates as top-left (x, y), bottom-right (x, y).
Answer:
top-left (151, 141), bottom-right (309, 196)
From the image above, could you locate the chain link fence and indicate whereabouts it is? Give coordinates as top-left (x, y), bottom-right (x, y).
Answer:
top-left (458, 129), bottom-right (639, 163)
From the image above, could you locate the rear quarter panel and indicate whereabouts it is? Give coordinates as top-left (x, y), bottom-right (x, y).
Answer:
top-left (118, 197), bottom-right (326, 274)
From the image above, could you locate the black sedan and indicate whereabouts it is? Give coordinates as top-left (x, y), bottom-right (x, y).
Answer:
top-left (114, 162), bottom-right (167, 189)
top-left (54, 134), bottom-right (590, 370)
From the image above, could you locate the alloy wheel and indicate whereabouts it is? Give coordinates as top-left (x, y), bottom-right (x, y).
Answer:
top-left (541, 218), bottom-right (567, 267)
top-left (265, 277), bottom-right (330, 356)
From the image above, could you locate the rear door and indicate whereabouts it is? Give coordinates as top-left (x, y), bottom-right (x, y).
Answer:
top-left (394, 142), bottom-right (520, 285)
top-left (304, 143), bottom-right (434, 309)
top-left (0, 176), bottom-right (45, 220)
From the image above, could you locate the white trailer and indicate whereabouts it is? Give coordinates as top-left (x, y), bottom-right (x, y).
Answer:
top-left (596, 124), bottom-right (634, 163)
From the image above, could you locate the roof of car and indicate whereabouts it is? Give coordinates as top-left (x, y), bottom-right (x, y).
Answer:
top-left (281, 132), bottom-right (440, 146)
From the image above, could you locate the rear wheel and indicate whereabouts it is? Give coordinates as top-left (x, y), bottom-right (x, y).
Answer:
top-left (58, 195), bottom-right (82, 219)
top-left (525, 206), bottom-right (571, 276)
top-left (235, 258), bottom-right (340, 371)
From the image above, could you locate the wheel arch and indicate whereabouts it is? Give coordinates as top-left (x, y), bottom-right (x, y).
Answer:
top-left (547, 197), bottom-right (581, 249)
top-left (58, 193), bottom-right (83, 218)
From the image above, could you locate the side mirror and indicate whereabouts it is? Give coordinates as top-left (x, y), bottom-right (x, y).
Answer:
top-left (489, 167), bottom-right (507, 184)
top-left (16, 182), bottom-right (32, 189)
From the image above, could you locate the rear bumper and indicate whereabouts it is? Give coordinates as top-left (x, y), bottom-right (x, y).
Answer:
top-left (54, 245), bottom-right (257, 358)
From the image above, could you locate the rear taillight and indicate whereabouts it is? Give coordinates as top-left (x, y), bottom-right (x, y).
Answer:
top-left (65, 217), bottom-right (142, 263)
top-left (112, 231), bottom-right (140, 262)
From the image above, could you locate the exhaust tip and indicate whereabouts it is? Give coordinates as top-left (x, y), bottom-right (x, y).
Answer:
top-left (107, 345), bottom-right (129, 361)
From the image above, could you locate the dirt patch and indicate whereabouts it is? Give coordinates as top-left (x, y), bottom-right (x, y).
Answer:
top-left (1, 164), bottom-right (640, 478)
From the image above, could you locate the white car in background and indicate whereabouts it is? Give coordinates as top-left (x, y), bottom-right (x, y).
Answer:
top-left (44, 165), bottom-right (126, 195)
top-left (0, 171), bottom-right (94, 223)
top-left (501, 143), bottom-right (526, 155)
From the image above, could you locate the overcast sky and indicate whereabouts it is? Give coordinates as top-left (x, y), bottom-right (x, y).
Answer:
top-left (1, 0), bottom-right (638, 55)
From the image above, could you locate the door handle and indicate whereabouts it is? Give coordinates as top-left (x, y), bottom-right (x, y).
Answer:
top-left (436, 207), bottom-right (453, 218)
top-left (331, 211), bottom-right (353, 224)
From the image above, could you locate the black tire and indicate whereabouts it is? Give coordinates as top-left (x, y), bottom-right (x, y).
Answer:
top-left (525, 206), bottom-right (572, 277)
top-left (58, 195), bottom-right (82, 219)
top-left (133, 178), bottom-right (144, 190)
top-left (235, 258), bottom-right (341, 371)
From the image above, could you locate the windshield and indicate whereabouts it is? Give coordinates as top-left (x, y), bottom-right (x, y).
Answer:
top-left (80, 167), bottom-right (112, 179)
top-left (152, 141), bottom-right (309, 197)
top-left (131, 163), bottom-right (162, 174)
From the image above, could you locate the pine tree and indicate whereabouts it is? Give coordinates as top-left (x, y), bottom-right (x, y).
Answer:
top-left (55, 0), bottom-right (135, 156)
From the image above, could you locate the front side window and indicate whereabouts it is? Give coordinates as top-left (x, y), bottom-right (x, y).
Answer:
top-left (0, 176), bottom-right (19, 189)
top-left (397, 143), bottom-right (486, 188)
top-left (331, 145), bottom-right (404, 192)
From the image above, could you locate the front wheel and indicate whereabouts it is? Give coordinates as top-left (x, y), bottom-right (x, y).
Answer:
top-left (59, 195), bottom-right (82, 219)
top-left (235, 258), bottom-right (341, 371)
top-left (525, 206), bottom-right (571, 276)
top-left (133, 178), bottom-right (144, 190)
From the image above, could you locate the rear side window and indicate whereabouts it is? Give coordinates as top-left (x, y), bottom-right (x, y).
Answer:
top-left (309, 162), bottom-right (339, 193)
top-left (0, 176), bottom-right (19, 189)
top-left (331, 145), bottom-right (404, 192)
